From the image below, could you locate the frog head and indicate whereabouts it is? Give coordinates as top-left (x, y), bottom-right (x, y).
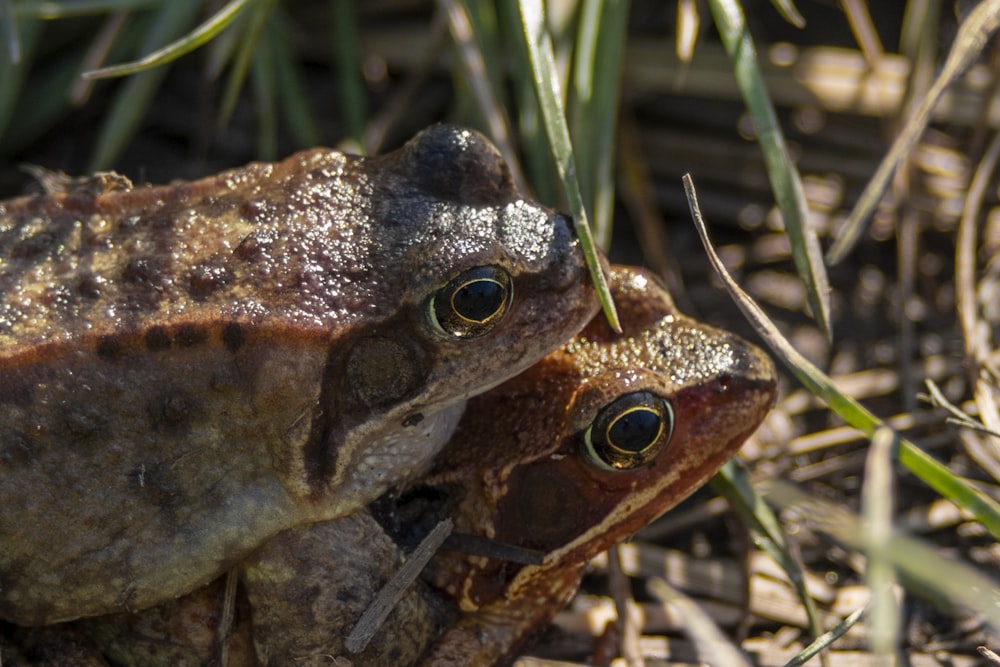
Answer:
top-left (311, 124), bottom-right (601, 505)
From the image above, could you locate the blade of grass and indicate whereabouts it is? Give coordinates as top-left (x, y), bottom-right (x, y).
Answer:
top-left (217, 0), bottom-right (275, 129)
top-left (83, 0), bottom-right (252, 79)
top-left (12, 0), bottom-right (159, 19)
top-left (707, 0), bottom-right (830, 339)
top-left (88, 0), bottom-right (203, 170)
top-left (783, 605), bottom-right (867, 667)
top-left (767, 480), bottom-right (1000, 631)
top-left (840, 0), bottom-right (884, 67)
top-left (683, 173), bottom-right (1000, 539)
top-left (0, 17), bottom-right (41, 141)
top-left (676, 0), bottom-right (699, 62)
top-left (1, 0), bottom-right (20, 62)
top-left (462, 1), bottom-right (505, 101)
top-left (271, 9), bottom-right (319, 150)
top-left (569, 0), bottom-right (628, 251)
top-left (69, 10), bottom-right (129, 105)
top-left (862, 426), bottom-right (900, 659)
top-left (442, 0), bottom-right (526, 193)
top-left (518, 0), bottom-right (620, 332)
top-left (331, 0), bottom-right (364, 147)
top-left (648, 578), bottom-right (753, 667)
top-left (827, 0), bottom-right (1000, 263)
top-left (768, 0), bottom-right (805, 28)
top-left (1, 45), bottom-right (81, 155)
top-left (251, 23), bottom-right (277, 160)
top-left (497, 0), bottom-right (559, 203)
top-left (713, 459), bottom-right (827, 656)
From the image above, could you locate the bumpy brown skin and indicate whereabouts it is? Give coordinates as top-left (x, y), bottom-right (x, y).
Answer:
top-left (0, 124), bottom-right (599, 624)
top-left (69, 514), bottom-right (454, 667)
top-left (76, 576), bottom-right (256, 667)
top-left (240, 515), bottom-right (455, 666)
top-left (2, 266), bottom-right (774, 666)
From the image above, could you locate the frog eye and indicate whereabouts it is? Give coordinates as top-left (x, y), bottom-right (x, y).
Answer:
top-left (430, 266), bottom-right (513, 338)
top-left (583, 391), bottom-right (674, 471)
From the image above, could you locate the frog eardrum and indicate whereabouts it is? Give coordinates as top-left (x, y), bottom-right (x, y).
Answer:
top-left (583, 390), bottom-right (674, 470)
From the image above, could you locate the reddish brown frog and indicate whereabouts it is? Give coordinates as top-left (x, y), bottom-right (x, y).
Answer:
top-left (0, 124), bottom-right (599, 625)
top-left (49, 265), bottom-right (775, 667)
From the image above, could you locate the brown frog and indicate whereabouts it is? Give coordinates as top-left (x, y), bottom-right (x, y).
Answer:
top-left (56, 265), bottom-right (776, 666)
top-left (0, 124), bottom-right (599, 625)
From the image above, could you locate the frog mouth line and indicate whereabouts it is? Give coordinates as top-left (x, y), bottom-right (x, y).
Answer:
top-left (441, 531), bottom-right (545, 565)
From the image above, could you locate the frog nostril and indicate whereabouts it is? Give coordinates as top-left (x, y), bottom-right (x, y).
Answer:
top-left (402, 413), bottom-right (424, 427)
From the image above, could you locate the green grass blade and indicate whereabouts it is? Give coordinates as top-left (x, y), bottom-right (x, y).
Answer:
top-left (862, 427), bottom-right (900, 658)
top-left (570, 0), bottom-right (627, 251)
top-left (684, 173), bottom-right (1000, 539)
top-left (518, 0), bottom-right (620, 332)
top-left (251, 23), bottom-right (277, 160)
top-left (88, 0), bottom-right (203, 170)
top-left (0, 17), bottom-right (40, 142)
top-left (707, 0), bottom-right (831, 339)
top-left (827, 0), bottom-right (1000, 263)
top-left (1, 0), bottom-right (20, 62)
top-left (767, 0), bottom-right (805, 28)
top-left (82, 0), bottom-right (253, 79)
top-left (766, 481), bottom-right (1000, 631)
top-left (217, 0), bottom-right (275, 129)
top-left (497, 0), bottom-right (558, 203)
top-left (443, 0), bottom-right (524, 193)
top-left (1, 46), bottom-right (81, 155)
top-left (713, 460), bottom-right (826, 645)
top-left (782, 606), bottom-right (866, 666)
top-left (271, 10), bottom-right (319, 149)
top-left (12, 0), bottom-right (159, 19)
top-left (331, 0), bottom-right (364, 147)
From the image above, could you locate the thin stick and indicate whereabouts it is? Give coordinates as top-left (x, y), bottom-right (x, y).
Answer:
top-left (345, 518), bottom-right (453, 654)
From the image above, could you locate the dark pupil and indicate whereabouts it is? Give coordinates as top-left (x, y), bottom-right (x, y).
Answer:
top-left (452, 279), bottom-right (503, 322)
top-left (608, 408), bottom-right (661, 452)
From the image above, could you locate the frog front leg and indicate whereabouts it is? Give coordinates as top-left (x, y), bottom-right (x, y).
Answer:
top-left (239, 513), bottom-right (456, 667)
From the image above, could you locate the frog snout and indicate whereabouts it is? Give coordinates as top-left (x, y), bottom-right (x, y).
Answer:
top-left (712, 335), bottom-right (778, 414)
top-left (540, 213), bottom-right (602, 293)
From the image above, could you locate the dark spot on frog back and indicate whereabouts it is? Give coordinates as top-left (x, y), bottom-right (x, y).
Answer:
top-left (221, 321), bottom-right (245, 353)
top-left (75, 273), bottom-right (103, 300)
top-left (188, 258), bottom-right (233, 300)
top-left (145, 326), bottom-right (171, 351)
top-left (121, 256), bottom-right (168, 289)
top-left (120, 255), bottom-right (169, 313)
top-left (96, 335), bottom-right (124, 360)
top-left (238, 198), bottom-right (274, 224)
